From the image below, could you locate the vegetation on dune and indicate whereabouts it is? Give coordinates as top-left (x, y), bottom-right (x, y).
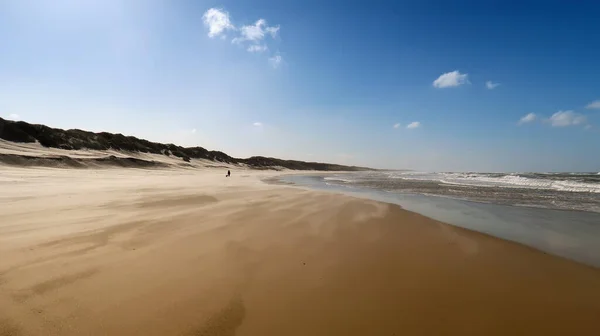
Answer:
top-left (0, 117), bottom-right (372, 171)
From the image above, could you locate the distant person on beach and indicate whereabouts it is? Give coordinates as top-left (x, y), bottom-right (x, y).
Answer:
top-left (226, 170), bottom-right (231, 177)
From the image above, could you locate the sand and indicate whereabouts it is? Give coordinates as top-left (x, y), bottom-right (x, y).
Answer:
top-left (1, 166), bottom-right (600, 336)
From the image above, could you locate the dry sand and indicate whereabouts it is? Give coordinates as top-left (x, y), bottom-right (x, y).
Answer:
top-left (1, 166), bottom-right (600, 336)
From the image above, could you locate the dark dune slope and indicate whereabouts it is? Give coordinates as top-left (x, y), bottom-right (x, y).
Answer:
top-left (0, 117), bottom-right (372, 171)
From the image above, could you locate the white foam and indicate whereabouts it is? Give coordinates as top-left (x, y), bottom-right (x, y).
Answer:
top-left (437, 174), bottom-right (600, 193)
top-left (329, 172), bottom-right (600, 194)
top-left (323, 177), bottom-right (354, 183)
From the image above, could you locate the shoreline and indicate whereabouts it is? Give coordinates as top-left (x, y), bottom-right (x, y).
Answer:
top-left (278, 174), bottom-right (600, 268)
top-left (285, 171), bottom-right (600, 213)
top-left (1, 167), bottom-right (599, 335)
top-left (275, 172), bottom-right (600, 215)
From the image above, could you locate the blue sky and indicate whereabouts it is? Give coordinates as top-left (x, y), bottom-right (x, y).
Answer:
top-left (1, 0), bottom-right (599, 172)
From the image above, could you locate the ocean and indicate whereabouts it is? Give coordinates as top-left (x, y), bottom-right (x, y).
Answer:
top-left (322, 171), bottom-right (600, 213)
top-left (278, 171), bottom-right (600, 268)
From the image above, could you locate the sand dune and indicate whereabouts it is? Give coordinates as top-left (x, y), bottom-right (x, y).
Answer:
top-left (0, 139), bottom-right (237, 170)
top-left (1, 167), bottom-right (599, 336)
top-left (0, 117), bottom-right (371, 171)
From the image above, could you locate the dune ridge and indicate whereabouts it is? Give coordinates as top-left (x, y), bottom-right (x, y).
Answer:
top-left (0, 117), bottom-right (371, 171)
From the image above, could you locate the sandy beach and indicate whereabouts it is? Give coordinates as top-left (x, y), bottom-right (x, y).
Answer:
top-left (0, 166), bottom-right (598, 336)
top-left (2, 1), bottom-right (600, 334)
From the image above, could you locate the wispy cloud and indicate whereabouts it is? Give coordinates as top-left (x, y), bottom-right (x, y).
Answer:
top-left (202, 8), bottom-right (234, 38)
top-left (247, 44), bottom-right (268, 53)
top-left (202, 8), bottom-right (282, 67)
top-left (586, 100), bottom-right (600, 109)
top-left (6, 113), bottom-right (20, 120)
top-left (518, 113), bottom-right (537, 125)
top-left (433, 70), bottom-right (468, 88)
top-left (393, 123), bottom-right (401, 129)
top-left (406, 121), bottom-right (421, 129)
top-left (191, 128), bottom-right (197, 134)
top-left (269, 54), bottom-right (283, 69)
top-left (549, 111), bottom-right (587, 127)
top-left (266, 26), bottom-right (280, 37)
top-left (519, 111), bottom-right (590, 129)
top-left (253, 122), bottom-right (263, 127)
top-left (486, 81), bottom-right (500, 89)
top-left (233, 19), bottom-right (279, 45)
top-left (585, 125), bottom-right (593, 130)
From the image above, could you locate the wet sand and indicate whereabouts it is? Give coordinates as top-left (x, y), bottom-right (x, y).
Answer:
top-left (1, 168), bottom-right (599, 335)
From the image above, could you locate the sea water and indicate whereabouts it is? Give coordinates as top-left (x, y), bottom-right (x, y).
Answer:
top-left (278, 173), bottom-right (600, 268)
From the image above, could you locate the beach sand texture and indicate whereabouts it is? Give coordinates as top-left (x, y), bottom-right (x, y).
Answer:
top-left (1, 167), bottom-right (599, 336)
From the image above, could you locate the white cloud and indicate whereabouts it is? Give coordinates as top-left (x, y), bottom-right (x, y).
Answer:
top-left (406, 121), bottom-right (421, 129)
top-left (393, 123), bottom-right (401, 129)
top-left (433, 70), bottom-right (469, 88)
top-left (202, 8), bottom-right (283, 65)
top-left (247, 44), bottom-right (268, 53)
top-left (237, 19), bottom-right (265, 42)
top-left (233, 19), bottom-right (279, 45)
top-left (486, 81), bottom-right (500, 89)
top-left (549, 111), bottom-right (587, 127)
top-left (6, 113), bottom-right (20, 120)
top-left (518, 113), bottom-right (537, 125)
top-left (202, 8), bottom-right (235, 38)
top-left (269, 54), bottom-right (283, 69)
top-left (266, 26), bottom-right (280, 38)
top-left (586, 100), bottom-right (600, 109)
top-left (191, 128), bottom-right (197, 134)
top-left (585, 125), bottom-right (592, 130)
top-left (253, 122), bottom-right (263, 127)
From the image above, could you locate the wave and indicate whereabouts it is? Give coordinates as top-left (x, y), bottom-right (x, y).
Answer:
top-left (323, 177), bottom-right (355, 183)
top-left (380, 171), bottom-right (600, 193)
top-left (306, 171), bottom-right (600, 213)
top-left (437, 174), bottom-right (600, 193)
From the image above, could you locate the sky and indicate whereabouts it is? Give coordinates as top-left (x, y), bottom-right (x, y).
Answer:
top-left (1, 0), bottom-right (599, 172)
